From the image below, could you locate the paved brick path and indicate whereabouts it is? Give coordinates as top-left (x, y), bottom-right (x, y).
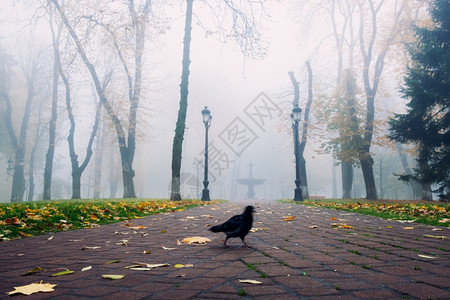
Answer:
top-left (0, 201), bottom-right (449, 299)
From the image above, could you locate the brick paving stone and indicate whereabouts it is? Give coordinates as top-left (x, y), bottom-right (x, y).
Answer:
top-left (387, 282), bottom-right (450, 299)
top-left (351, 289), bottom-right (400, 299)
top-left (0, 201), bottom-right (449, 299)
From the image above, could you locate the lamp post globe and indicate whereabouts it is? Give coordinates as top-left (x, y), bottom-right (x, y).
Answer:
top-left (201, 106), bottom-right (212, 201)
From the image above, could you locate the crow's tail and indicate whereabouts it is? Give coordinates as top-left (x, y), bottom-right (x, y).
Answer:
top-left (209, 224), bottom-right (223, 232)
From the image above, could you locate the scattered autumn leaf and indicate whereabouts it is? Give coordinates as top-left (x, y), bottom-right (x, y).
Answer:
top-left (51, 270), bottom-right (74, 277)
top-left (160, 230), bottom-right (167, 233)
top-left (174, 264), bottom-right (193, 268)
top-left (116, 239), bottom-right (130, 246)
top-left (182, 236), bottom-right (211, 244)
top-left (162, 246), bottom-right (176, 250)
top-left (47, 235), bottom-right (54, 240)
top-left (129, 267), bottom-right (152, 271)
top-left (403, 227), bottom-right (414, 230)
top-left (102, 274), bottom-right (125, 280)
top-left (19, 231), bottom-right (32, 237)
top-left (7, 281), bottom-right (57, 296)
top-left (105, 260), bottom-right (122, 264)
top-left (81, 266), bottom-right (92, 272)
top-left (418, 254), bottom-right (436, 259)
top-left (308, 225), bottom-right (319, 229)
top-left (129, 226), bottom-right (147, 230)
top-left (82, 246), bottom-right (101, 250)
top-left (143, 250), bottom-right (151, 254)
top-left (22, 266), bottom-right (45, 276)
top-left (423, 234), bottom-right (448, 240)
top-left (177, 239), bottom-right (182, 246)
top-left (386, 226), bottom-right (392, 229)
top-left (145, 263), bottom-right (170, 268)
top-left (284, 216), bottom-right (296, 221)
top-left (438, 218), bottom-right (450, 223)
top-left (238, 279), bottom-right (262, 284)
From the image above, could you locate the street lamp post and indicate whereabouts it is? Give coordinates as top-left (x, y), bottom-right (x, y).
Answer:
top-left (291, 106), bottom-right (304, 201)
top-left (201, 106), bottom-right (212, 201)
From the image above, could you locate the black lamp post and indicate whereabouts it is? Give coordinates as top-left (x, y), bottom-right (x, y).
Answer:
top-left (201, 106), bottom-right (212, 201)
top-left (291, 106), bottom-right (304, 201)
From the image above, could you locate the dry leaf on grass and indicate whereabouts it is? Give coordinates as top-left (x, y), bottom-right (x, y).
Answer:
top-left (7, 281), bottom-right (57, 296)
top-left (181, 237), bottom-right (211, 244)
top-left (238, 279), bottom-right (262, 284)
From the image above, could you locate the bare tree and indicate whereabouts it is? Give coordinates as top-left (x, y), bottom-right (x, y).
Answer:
top-left (51, 0), bottom-right (152, 198)
top-left (43, 5), bottom-right (62, 200)
top-left (2, 42), bottom-right (47, 202)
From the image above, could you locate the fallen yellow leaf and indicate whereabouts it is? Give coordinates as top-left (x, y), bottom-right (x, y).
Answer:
top-left (284, 216), bottom-right (296, 221)
top-left (423, 234), bottom-right (448, 240)
top-left (174, 264), bottom-right (193, 268)
top-left (177, 240), bottom-right (182, 246)
top-left (403, 227), bottom-right (414, 230)
top-left (162, 246), bottom-right (176, 250)
top-left (22, 266), bottom-right (45, 276)
top-left (51, 270), bottom-right (74, 277)
top-left (182, 236), bottom-right (211, 244)
top-left (418, 254), bottom-right (436, 259)
top-left (143, 250), bottom-right (151, 254)
top-left (105, 260), bottom-right (122, 264)
top-left (238, 279), bottom-right (262, 284)
top-left (102, 274), bottom-right (125, 280)
top-left (7, 281), bottom-right (57, 296)
top-left (145, 263), bottom-right (170, 268)
top-left (129, 226), bottom-right (147, 230)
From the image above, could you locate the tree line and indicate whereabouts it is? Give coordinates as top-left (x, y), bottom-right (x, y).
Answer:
top-left (0, 0), bottom-right (448, 202)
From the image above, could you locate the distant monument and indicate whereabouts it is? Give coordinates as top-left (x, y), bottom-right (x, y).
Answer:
top-left (237, 160), bottom-right (265, 199)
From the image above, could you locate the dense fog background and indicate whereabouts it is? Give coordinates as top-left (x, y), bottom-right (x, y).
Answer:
top-left (0, 0), bottom-right (428, 201)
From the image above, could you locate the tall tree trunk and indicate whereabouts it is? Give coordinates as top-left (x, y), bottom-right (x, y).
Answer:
top-left (341, 161), bottom-right (353, 198)
top-left (93, 116), bottom-right (105, 198)
top-left (3, 80), bottom-right (34, 202)
top-left (171, 0), bottom-right (194, 200)
top-left (43, 16), bottom-right (61, 200)
top-left (60, 61), bottom-right (102, 199)
top-left (28, 104), bottom-right (44, 201)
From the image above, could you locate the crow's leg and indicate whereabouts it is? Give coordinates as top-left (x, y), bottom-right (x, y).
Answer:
top-left (241, 237), bottom-right (251, 248)
top-left (223, 237), bottom-right (230, 248)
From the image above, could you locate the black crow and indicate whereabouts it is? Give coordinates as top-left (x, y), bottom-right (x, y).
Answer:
top-left (209, 205), bottom-right (255, 247)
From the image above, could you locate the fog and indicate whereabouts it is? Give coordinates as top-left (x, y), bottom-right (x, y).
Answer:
top-left (0, 0), bottom-right (426, 202)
